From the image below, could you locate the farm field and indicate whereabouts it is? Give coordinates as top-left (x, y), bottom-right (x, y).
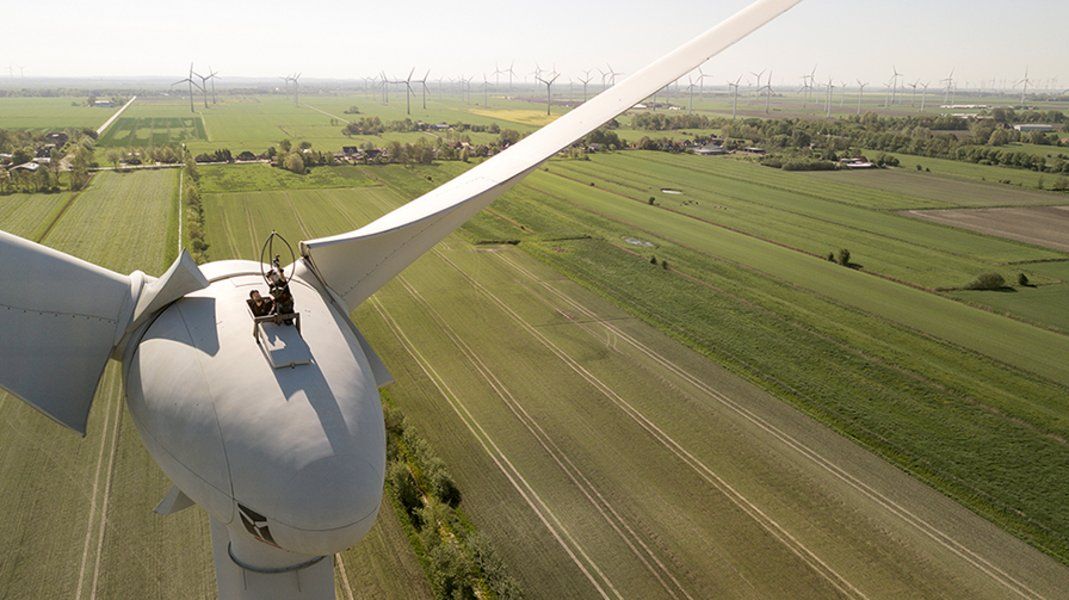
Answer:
top-left (538, 151), bottom-right (1069, 331)
top-left (362, 157), bottom-right (1069, 563)
top-left (0, 169), bottom-right (429, 599)
top-left (201, 174), bottom-right (1069, 598)
top-left (0, 96), bottom-right (111, 130)
top-left (904, 205), bottom-right (1069, 252)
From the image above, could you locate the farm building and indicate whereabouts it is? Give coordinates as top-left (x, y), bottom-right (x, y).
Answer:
top-left (1013, 124), bottom-right (1056, 133)
top-left (8, 162), bottom-right (41, 173)
top-left (93, 99), bottom-right (115, 107)
top-left (692, 144), bottom-right (728, 156)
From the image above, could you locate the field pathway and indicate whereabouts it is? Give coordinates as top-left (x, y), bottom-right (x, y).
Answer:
top-left (96, 96), bottom-right (137, 136)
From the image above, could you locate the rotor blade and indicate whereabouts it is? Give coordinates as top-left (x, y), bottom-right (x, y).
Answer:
top-left (0, 232), bottom-right (207, 434)
top-left (297, 0), bottom-right (801, 311)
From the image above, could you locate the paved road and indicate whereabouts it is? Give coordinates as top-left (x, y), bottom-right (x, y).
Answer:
top-left (96, 96), bottom-right (137, 136)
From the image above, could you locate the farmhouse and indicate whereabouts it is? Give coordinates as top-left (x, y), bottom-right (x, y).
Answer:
top-left (93, 99), bottom-right (115, 108)
top-left (1013, 124), bottom-right (1056, 133)
top-left (8, 162), bottom-right (40, 173)
top-left (44, 132), bottom-right (69, 147)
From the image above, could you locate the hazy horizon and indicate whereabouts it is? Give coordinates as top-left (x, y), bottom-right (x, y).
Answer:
top-left (3, 1), bottom-right (1067, 91)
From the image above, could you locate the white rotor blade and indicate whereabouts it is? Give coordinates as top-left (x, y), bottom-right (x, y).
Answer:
top-left (298, 0), bottom-right (801, 311)
top-left (0, 232), bottom-right (207, 434)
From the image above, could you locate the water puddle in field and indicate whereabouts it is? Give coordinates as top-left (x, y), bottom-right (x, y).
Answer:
top-left (660, 188), bottom-right (683, 195)
top-left (623, 236), bottom-right (656, 247)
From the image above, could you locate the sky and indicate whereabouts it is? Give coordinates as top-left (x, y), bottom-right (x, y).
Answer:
top-left (2, 0), bottom-right (1067, 90)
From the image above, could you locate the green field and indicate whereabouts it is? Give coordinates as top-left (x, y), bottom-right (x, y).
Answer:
top-left (197, 162), bottom-right (374, 193)
top-left (97, 116), bottom-right (206, 147)
top-left (0, 96), bottom-right (111, 130)
top-left (867, 150), bottom-right (1065, 191)
top-left (0, 170), bottom-right (430, 599)
top-left (360, 158), bottom-right (1069, 564)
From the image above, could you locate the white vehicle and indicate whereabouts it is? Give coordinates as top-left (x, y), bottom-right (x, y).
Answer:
top-left (0, 1), bottom-right (800, 597)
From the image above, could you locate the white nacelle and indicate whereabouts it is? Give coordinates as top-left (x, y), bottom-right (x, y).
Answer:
top-left (123, 261), bottom-right (385, 567)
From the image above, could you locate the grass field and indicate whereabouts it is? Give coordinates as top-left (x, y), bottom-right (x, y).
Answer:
top-left (359, 158), bottom-right (1069, 566)
top-left (197, 163), bottom-right (375, 193)
top-left (866, 150), bottom-right (1065, 191)
top-left (0, 96), bottom-right (111, 130)
top-left (193, 166), bottom-right (1069, 597)
top-left (0, 169), bottom-right (430, 599)
top-left (536, 152), bottom-right (1069, 332)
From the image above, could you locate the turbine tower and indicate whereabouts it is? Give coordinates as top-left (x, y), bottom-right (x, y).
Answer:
top-left (855, 80), bottom-right (867, 115)
top-left (577, 70), bottom-right (594, 102)
top-left (192, 68), bottom-right (212, 108)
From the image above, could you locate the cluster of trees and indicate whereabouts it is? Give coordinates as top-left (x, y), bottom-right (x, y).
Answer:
top-left (182, 152), bottom-right (209, 263)
top-left (343, 117), bottom-right (505, 138)
top-left (632, 112), bottom-right (717, 130)
top-left (192, 148), bottom-right (233, 164)
top-left (719, 112), bottom-right (1069, 175)
top-left (104, 144), bottom-right (186, 168)
top-left (826, 248), bottom-right (853, 267)
top-left (383, 398), bottom-right (521, 599)
top-left (0, 127), bottom-right (98, 194)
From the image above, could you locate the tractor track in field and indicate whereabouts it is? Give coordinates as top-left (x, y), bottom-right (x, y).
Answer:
top-left (431, 247), bottom-right (868, 599)
top-left (369, 295), bottom-right (622, 600)
top-left (396, 275), bottom-right (694, 600)
top-left (73, 374), bottom-right (125, 600)
top-left (494, 250), bottom-right (1046, 600)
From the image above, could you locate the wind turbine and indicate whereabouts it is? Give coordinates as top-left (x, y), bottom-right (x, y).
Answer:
top-left (918, 81), bottom-right (930, 111)
top-left (379, 71), bottom-right (390, 105)
top-left (577, 70), bottom-right (594, 102)
top-left (536, 70), bottom-right (560, 115)
top-left (697, 66), bottom-right (714, 95)
top-left (855, 79), bottom-right (868, 115)
top-left (416, 69), bottom-right (430, 110)
top-left (761, 69), bottom-right (774, 114)
top-left (172, 63), bottom-right (202, 113)
top-left (907, 79), bottom-right (919, 107)
top-left (728, 75), bottom-right (743, 120)
top-left (401, 67), bottom-right (416, 115)
top-left (750, 68), bottom-right (766, 93)
top-left (604, 63), bottom-right (622, 87)
top-left (481, 73), bottom-right (491, 107)
top-left (506, 61), bottom-right (516, 90)
top-left (1016, 67), bottom-right (1032, 106)
top-left (192, 68), bottom-right (212, 108)
top-left (885, 66), bottom-right (903, 106)
top-left (686, 75), bottom-right (698, 112)
top-left (941, 68), bottom-right (955, 105)
top-left (208, 68), bottom-right (220, 104)
top-left (824, 77), bottom-right (835, 118)
top-left (289, 73), bottom-right (302, 106)
top-left (0, 2), bottom-right (800, 598)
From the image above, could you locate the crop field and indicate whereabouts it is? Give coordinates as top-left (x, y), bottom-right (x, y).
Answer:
top-left (0, 169), bottom-right (429, 599)
top-left (97, 116), bottom-right (206, 147)
top-left (0, 96), bottom-right (112, 130)
top-left (191, 165), bottom-right (1069, 597)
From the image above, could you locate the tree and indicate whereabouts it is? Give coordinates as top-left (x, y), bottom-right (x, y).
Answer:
top-left (282, 152), bottom-right (305, 174)
top-left (965, 272), bottom-right (1005, 290)
top-left (826, 252), bottom-right (835, 262)
top-left (278, 139), bottom-right (292, 152)
top-left (988, 128), bottom-right (1011, 147)
top-left (1018, 273), bottom-right (1030, 286)
top-left (106, 150), bottom-right (121, 169)
top-left (648, 196), bottom-right (656, 205)
top-left (837, 248), bottom-right (851, 266)
top-left (650, 255), bottom-right (657, 265)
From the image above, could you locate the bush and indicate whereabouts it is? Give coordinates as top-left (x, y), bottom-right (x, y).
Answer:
top-left (826, 252), bottom-right (835, 262)
top-left (1018, 273), bottom-right (1030, 286)
top-left (648, 196), bottom-right (655, 205)
top-left (388, 462), bottom-right (423, 526)
top-left (965, 272), bottom-right (1006, 290)
top-left (780, 159), bottom-right (838, 171)
top-left (837, 248), bottom-right (851, 266)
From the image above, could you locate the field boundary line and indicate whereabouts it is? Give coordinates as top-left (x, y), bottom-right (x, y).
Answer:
top-left (433, 248), bottom-right (867, 599)
top-left (496, 251), bottom-right (1044, 600)
top-left (35, 187), bottom-right (85, 243)
top-left (397, 276), bottom-right (692, 600)
top-left (369, 296), bottom-right (620, 600)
